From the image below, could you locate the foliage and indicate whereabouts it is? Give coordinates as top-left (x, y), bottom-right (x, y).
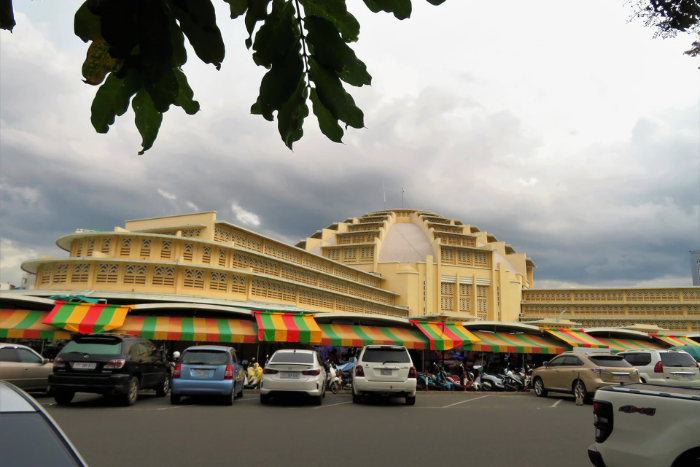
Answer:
top-left (628, 0), bottom-right (700, 56)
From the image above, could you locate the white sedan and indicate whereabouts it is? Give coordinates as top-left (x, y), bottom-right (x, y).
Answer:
top-left (259, 349), bottom-right (326, 405)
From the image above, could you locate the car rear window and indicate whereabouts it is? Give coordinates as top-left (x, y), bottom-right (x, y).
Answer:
top-left (660, 352), bottom-right (697, 367)
top-left (361, 348), bottom-right (411, 364)
top-left (182, 350), bottom-right (229, 365)
top-left (60, 340), bottom-right (122, 356)
top-left (588, 356), bottom-right (632, 368)
top-left (270, 352), bottom-right (314, 364)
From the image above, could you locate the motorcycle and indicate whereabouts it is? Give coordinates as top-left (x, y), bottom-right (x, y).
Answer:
top-left (417, 371), bottom-right (443, 391)
top-left (434, 364), bottom-right (454, 391)
top-left (244, 359), bottom-right (263, 389)
top-left (442, 366), bottom-right (464, 391)
top-left (481, 371), bottom-right (505, 392)
top-left (503, 369), bottom-right (524, 392)
top-left (324, 361), bottom-right (340, 394)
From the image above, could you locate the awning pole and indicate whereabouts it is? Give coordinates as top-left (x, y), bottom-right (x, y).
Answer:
top-left (40, 340), bottom-right (45, 356)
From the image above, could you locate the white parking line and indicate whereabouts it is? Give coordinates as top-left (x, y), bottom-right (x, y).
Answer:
top-left (550, 399), bottom-right (562, 408)
top-left (313, 401), bottom-right (352, 409)
top-left (442, 395), bottom-right (490, 408)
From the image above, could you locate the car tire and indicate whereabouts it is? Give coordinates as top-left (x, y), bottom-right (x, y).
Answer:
top-left (224, 389), bottom-right (235, 406)
top-left (54, 390), bottom-right (75, 406)
top-left (260, 394), bottom-right (270, 404)
top-left (155, 375), bottom-right (170, 397)
top-left (574, 380), bottom-right (591, 404)
top-left (312, 395), bottom-right (323, 406)
top-left (533, 377), bottom-right (548, 397)
top-left (405, 396), bottom-right (416, 406)
top-left (170, 394), bottom-right (181, 405)
top-left (352, 393), bottom-right (361, 404)
top-left (122, 376), bottom-right (139, 406)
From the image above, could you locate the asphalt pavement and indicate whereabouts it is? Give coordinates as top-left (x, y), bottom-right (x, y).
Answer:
top-left (41, 390), bottom-right (594, 467)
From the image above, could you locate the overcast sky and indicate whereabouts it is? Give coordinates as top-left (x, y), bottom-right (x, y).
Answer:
top-left (1, 0), bottom-right (698, 288)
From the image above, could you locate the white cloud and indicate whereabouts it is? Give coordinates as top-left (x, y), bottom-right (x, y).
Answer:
top-left (185, 201), bottom-right (199, 211)
top-left (231, 204), bottom-right (261, 226)
top-left (0, 177), bottom-right (40, 204)
top-left (0, 238), bottom-right (37, 285)
top-left (157, 189), bottom-right (177, 201)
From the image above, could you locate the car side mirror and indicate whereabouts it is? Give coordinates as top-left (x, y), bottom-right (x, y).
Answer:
top-left (544, 362), bottom-right (548, 369)
top-left (42, 358), bottom-right (50, 365)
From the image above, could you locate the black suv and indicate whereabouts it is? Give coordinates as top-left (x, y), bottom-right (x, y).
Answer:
top-left (50, 334), bottom-right (170, 406)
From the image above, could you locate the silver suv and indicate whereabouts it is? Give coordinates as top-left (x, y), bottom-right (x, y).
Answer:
top-left (352, 345), bottom-right (417, 405)
top-left (618, 349), bottom-right (700, 387)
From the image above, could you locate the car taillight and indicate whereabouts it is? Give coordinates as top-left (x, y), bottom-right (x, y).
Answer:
top-left (355, 365), bottom-right (364, 377)
top-left (654, 361), bottom-right (663, 373)
top-left (590, 368), bottom-right (611, 375)
top-left (103, 359), bottom-right (126, 370)
top-left (593, 400), bottom-right (614, 443)
top-left (53, 357), bottom-right (65, 368)
top-left (263, 368), bottom-right (278, 375)
top-left (302, 369), bottom-right (321, 376)
top-left (173, 363), bottom-right (181, 379)
top-left (224, 364), bottom-right (234, 380)
top-left (408, 367), bottom-right (417, 379)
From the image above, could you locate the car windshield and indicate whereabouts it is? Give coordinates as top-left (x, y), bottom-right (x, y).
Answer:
top-left (182, 350), bottom-right (229, 365)
top-left (270, 352), bottom-right (314, 364)
top-left (361, 348), bottom-right (411, 363)
top-left (660, 352), bottom-right (697, 367)
top-left (60, 340), bottom-right (122, 356)
top-left (0, 413), bottom-right (82, 467)
top-left (588, 356), bottom-right (632, 368)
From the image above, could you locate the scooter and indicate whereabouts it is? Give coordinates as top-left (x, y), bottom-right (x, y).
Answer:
top-left (434, 364), bottom-right (454, 391)
top-left (244, 360), bottom-right (263, 389)
top-left (503, 369), bottom-right (524, 392)
top-left (325, 362), bottom-right (340, 394)
top-left (481, 371), bottom-right (505, 392)
top-left (442, 366), bottom-right (464, 391)
top-left (417, 372), bottom-right (442, 391)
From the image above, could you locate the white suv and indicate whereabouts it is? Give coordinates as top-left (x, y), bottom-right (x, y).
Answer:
top-left (352, 345), bottom-right (417, 405)
top-left (618, 349), bottom-right (700, 387)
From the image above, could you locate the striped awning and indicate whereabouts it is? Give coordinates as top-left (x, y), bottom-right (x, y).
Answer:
top-left (650, 334), bottom-right (700, 347)
top-left (320, 324), bottom-right (428, 349)
top-left (410, 321), bottom-right (480, 351)
top-left (466, 331), bottom-right (567, 355)
top-left (116, 316), bottom-right (257, 343)
top-left (254, 311), bottom-right (322, 344)
top-left (543, 328), bottom-right (608, 349)
top-left (44, 302), bottom-right (132, 334)
top-left (592, 337), bottom-right (666, 354)
top-left (0, 309), bottom-right (71, 340)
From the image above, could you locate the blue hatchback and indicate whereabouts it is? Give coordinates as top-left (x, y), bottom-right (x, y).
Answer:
top-left (171, 346), bottom-right (245, 405)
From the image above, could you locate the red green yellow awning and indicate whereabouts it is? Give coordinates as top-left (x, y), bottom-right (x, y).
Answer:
top-left (116, 316), bottom-right (257, 343)
top-left (254, 311), bottom-right (322, 344)
top-left (410, 321), bottom-right (480, 351)
top-left (591, 337), bottom-right (666, 354)
top-left (320, 324), bottom-right (428, 349)
top-left (649, 334), bottom-right (699, 347)
top-left (0, 309), bottom-right (71, 340)
top-left (466, 331), bottom-right (567, 354)
top-left (543, 328), bottom-right (608, 349)
top-left (44, 302), bottom-right (132, 334)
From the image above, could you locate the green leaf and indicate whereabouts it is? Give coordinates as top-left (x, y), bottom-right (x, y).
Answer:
top-left (165, 7), bottom-right (187, 67)
top-left (251, 44), bottom-right (304, 121)
top-left (310, 88), bottom-right (343, 143)
top-left (223, 0), bottom-right (248, 19)
top-left (74, 1), bottom-right (100, 42)
top-left (97, 0), bottom-right (140, 59)
top-left (132, 87), bottom-right (163, 155)
top-left (244, 0), bottom-right (271, 49)
top-left (0, 0), bottom-right (14, 32)
top-left (82, 36), bottom-right (119, 85)
top-left (144, 66), bottom-right (179, 113)
top-left (173, 68), bottom-right (200, 115)
top-left (305, 16), bottom-right (370, 87)
top-left (299, 0), bottom-right (360, 42)
top-left (90, 68), bottom-right (142, 133)
top-left (277, 76), bottom-right (309, 149)
top-left (362, 0), bottom-right (412, 20)
top-left (309, 56), bottom-right (364, 129)
top-left (252, 0), bottom-right (297, 68)
top-left (170, 0), bottom-right (225, 69)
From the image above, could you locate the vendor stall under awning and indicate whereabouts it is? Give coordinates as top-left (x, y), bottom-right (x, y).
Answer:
top-left (465, 331), bottom-right (567, 354)
top-left (649, 334), bottom-right (699, 347)
top-left (411, 321), bottom-right (480, 351)
top-left (543, 328), bottom-right (608, 349)
top-left (44, 302), bottom-right (132, 334)
top-left (0, 309), bottom-right (71, 340)
top-left (320, 324), bottom-right (428, 349)
top-left (116, 316), bottom-right (257, 343)
top-left (591, 337), bottom-right (665, 354)
top-left (253, 311), bottom-right (322, 344)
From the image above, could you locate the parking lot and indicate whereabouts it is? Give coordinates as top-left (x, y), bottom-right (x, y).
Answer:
top-left (42, 391), bottom-right (594, 467)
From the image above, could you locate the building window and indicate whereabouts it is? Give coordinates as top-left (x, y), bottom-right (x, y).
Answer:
top-left (343, 247), bottom-right (357, 262)
top-left (124, 264), bottom-right (147, 285)
top-left (202, 246), bottom-right (211, 264)
top-left (440, 282), bottom-right (454, 311)
top-left (120, 238), bottom-right (131, 257)
top-left (152, 266), bottom-right (175, 286)
top-left (474, 252), bottom-right (488, 267)
top-left (184, 268), bottom-right (204, 289)
top-left (477, 285), bottom-right (488, 320)
top-left (457, 250), bottom-right (471, 266)
top-left (327, 249), bottom-right (340, 261)
top-left (76, 240), bottom-right (83, 257)
top-left (361, 246), bottom-right (374, 261)
top-left (160, 240), bottom-right (172, 260)
top-left (210, 271), bottom-right (228, 291)
top-left (52, 264), bottom-right (68, 283)
top-left (231, 274), bottom-right (247, 294)
top-left (71, 264), bottom-right (90, 283)
top-left (183, 243), bottom-right (193, 262)
top-left (41, 265), bottom-right (52, 284)
top-left (101, 238), bottom-right (111, 254)
top-left (96, 264), bottom-right (118, 283)
top-left (218, 249), bottom-right (226, 267)
top-left (441, 248), bottom-right (455, 264)
top-left (140, 239), bottom-right (151, 257)
top-left (86, 239), bottom-right (95, 256)
top-left (459, 284), bottom-right (471, 312)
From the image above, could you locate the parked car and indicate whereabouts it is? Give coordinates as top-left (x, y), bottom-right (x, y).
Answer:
top-left (0, 380), bottom-right (88, 467)
top-left (589, 383), bottom-right (700, 467)
top-left (259, 349), bottom-right (326, 405)
top-left (352, 345), bottom-right (417, 405)
top-left (50, 333), bottom-right (170, 406)
top-left (618, 349), bottom-right (700, 387)
top-left (0, 343), bottom-right (53, 393)
top-left (532, 352), bottom-right (640, 403)
top-left (170, 345), bottom-right (245, 405)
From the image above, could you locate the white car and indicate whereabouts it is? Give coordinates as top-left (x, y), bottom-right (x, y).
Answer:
top-left (259, 349), bottom-right (326, 405)
top-left (352, 345), bottom-right (417, 405)
top-left (618, 349), bottom-right (700, 387)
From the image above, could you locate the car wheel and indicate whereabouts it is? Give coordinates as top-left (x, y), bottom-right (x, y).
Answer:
top-left (235, 383), bottom-right (244, 399)
top-left (223, 389), bottom-right (235, 406)
top-left (640, 377), bottom-right (646, 384)
top-left (122, 377), bottom-right (139, 406)
top-left (260, 394), bottom-right (270, 405)
top-left (534, 378), bottom-right (548, 397)
top-left (155, 375), bottom-right (170, 397)
top-left (312, 395), bottom-right (323, 406)
top-left (405, 396), bottom-right (416, 406)
top-left (54, 390), bottom-right (75, 406)
top-left (170, 394), bottom-right (181, 405)
top-left (574, 380), bottom-right (590, 403)
top-left (352, 393), bottom-right (361, 404)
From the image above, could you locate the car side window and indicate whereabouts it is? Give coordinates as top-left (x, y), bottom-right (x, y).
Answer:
top-left (548, 357), bottom-right (565, 367)
top-left (0, 348), bottom-right (20, 362)
top-left (17, 349), bottom-right (42, 364)
top-left (128, 343), bottom-right (147, 358)
top-left (230, 350), bottom-right (237, 365)
top-left (621, 354), bottom-right (637, 365)
top-left (636, 353), bottom-right (652, 365)
top-left (564, 356), bottom-right (584, 366)
top-left (143, 341), bottom-right (157, 357)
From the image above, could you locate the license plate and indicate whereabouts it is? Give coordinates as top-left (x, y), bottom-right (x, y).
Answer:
top-left (676, 374), bottom-right (692, 379)
top-left (613, 375), bottom-right (629, 381)
top-left (380, 370), bottom-right (392, 376)
top-left (194, 370), bottom-right (210, 377)
top-left (281, 372), bottom-right (299, 379)
top-left (72, 362), bottom-right (96, 370)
